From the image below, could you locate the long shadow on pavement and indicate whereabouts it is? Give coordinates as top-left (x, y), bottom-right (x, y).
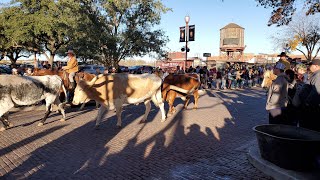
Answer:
top-left (1, 88), bottom-right (271, 179)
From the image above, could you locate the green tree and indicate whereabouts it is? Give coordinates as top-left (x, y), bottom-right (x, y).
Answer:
top-left (256, 0), bottom-right (320, 26)
top-left (1, 0), bottom-right (83, 66)
top-left (0, 5), bottom-right (31, 66)
top-left (73, 0), bottom-right (170, 68)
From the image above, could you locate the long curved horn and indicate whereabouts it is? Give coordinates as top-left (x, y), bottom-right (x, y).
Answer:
top-left (86, 76), bottom-right (99, 86)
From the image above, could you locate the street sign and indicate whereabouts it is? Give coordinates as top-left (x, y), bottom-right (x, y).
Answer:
top-left (203, 53), bottom-right (211, 57)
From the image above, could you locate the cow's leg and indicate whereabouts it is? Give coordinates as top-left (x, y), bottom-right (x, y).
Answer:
top-left (95, 101), bottom-right (100, 109)
top-left (0, 118), bottom-right (7, 132)
top-left (52, 97), bottom-right (66, 122)
top-left (183, 96), bottom-right (191, 109)
top-left (151, 90), bottom-right (166, 122)
top-left (167, 91), bottom-right (177, 116)
top-left (193, 90), bottom-right (199, 109)
top-left (114, 100), bottom-right (124, 128)
top-left (95, 105), bottom-right (108, 129)
top-left (0, 113), bottom-right (12, 131)
top-left (0, 100), bottom-right (14, 131)
top-left (141, 100), bottom-right (151, 123)
top-left (79, 103), bottom-right (86, 110)
top-left (38, 104), bottom-right (52, 126)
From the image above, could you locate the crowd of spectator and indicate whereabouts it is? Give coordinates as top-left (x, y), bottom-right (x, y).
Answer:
top-left (264, 52), bottom-right (320, 132)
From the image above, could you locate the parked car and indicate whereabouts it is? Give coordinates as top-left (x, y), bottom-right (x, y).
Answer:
top-left (128, 65), bottom-right (154, 74)
top-left (0, 65), bottom-right (12, 74)
top-left (80, 65), bottom-right (105, 74)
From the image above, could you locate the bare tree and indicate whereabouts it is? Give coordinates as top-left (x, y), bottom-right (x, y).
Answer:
top-left (272, 14), bottom-right (320, 61)
top-left (256, 0), bottom-right (320, 26)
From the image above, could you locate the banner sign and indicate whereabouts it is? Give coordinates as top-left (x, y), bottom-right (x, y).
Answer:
top-left (188, 25), bottom-right (195, 41)
top-left (179, 26), bottom-right (185, 42)
top-left (203, 53), bottom-right (211, 57)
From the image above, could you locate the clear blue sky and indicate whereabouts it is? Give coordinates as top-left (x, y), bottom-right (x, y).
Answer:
top-left (159, 0), bottom-right (281, 58)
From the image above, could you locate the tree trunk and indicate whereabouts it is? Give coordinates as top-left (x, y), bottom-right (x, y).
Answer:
top-left (49, 54), bottom-right (55, 69)
top-left (34, 51), bottom-right (38, 68)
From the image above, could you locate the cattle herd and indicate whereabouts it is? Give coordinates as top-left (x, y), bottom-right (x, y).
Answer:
top-left (0, 72), bottom-right (201, 131)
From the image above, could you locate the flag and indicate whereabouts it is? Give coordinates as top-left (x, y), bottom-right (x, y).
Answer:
top-left (179, 26), bottom-right (185, 42)
top-left (189, 25), bottom-right (195, 41)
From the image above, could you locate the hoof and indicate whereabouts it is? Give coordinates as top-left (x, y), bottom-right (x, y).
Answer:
top-left (8, 122), bottom-right (14, 128)
top-left (116, 125), bottom-right (122, 129)
top-left (0, 127), bottom-right (6, 131)
top-left (160, 119), bottom-right (166, 122)
top-left (37, 122), bottom-right (44, 126)
top-left (94, 125), bottom-right (100, 130)
top-left (140, 119), bottom-right (146, 123)
top-left (60, 119), bottom-right (66, 122)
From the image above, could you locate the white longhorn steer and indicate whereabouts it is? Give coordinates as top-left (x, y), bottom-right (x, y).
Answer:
top-left (72, 73), bottom-right (166, 128)
top-left (0, 75), bottom-right (67, 131)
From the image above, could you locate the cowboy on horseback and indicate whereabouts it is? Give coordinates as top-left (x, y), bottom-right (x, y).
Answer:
top-left (62, 49), bottom-right (79, 102)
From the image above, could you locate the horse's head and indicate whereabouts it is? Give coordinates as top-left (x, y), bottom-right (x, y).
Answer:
top-left (261, 70), bottom-right (277, 88)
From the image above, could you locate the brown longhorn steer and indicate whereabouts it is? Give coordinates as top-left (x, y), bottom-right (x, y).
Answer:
top-left (162, 73), bottom-right (200, 115)
top-left (75, 72), bottom-right (100, 110)
top-left (72, 73), bottom-right (166, 129)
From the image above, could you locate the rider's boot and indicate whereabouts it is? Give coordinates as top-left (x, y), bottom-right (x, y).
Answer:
top-left (71, 82), bottom-right (76, 90)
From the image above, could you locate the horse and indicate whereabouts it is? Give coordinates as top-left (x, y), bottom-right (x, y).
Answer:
top-left (261, 70), bottom-right (277, 89)
top-left (32, 68), bottom-right (72, 102)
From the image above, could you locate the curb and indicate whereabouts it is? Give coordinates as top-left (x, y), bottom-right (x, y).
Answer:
top-left (247, 145), bottom-right (320, 180)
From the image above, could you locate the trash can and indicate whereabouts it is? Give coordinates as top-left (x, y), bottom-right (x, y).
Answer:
top-left (253, 124), bottom-right (320, 171)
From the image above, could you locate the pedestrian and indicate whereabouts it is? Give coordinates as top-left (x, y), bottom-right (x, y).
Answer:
top-left (295, 63), bottom-right (308, 83)
top-left (277, 52), bottom-right (291, 71)
top-left (110, 67), bottom-right (117, 73)
top-left (23, 68), bottom-right (33, 76)
top-left (175, 66), bottom-right (185, 74)
top-left (266, 62), bottom-right (289, 125)
top-left (95, 67), bottom-right (101, 75)
top-left (62, 49), bottom-right (79, 90)
top-left (12, 68), bottom-right (19, 75)
top-left (297, 59), bottom-right (320, 132)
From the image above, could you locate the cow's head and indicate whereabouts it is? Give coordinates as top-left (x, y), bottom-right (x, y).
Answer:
top-left (72, 76), bottom-right (98, 105)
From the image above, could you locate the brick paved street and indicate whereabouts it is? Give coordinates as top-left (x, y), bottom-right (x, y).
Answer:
top-left (0, 87), bottom-right (272, 180)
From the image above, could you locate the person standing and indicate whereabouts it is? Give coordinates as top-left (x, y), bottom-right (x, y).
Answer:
top-left (266, 62), bottom-right (289, 124)
top-left (277, 52), bottom-right (291, 71)
top-left (299, 59), bottom-right (320, 131)
top-left (62, 49), bottom-right (79, 90)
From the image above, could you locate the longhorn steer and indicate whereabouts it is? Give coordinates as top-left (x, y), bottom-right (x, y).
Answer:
top-left (162, 73), bottom-right (201, 115)
top-left (0, 75), bottom-right (67, 131)
top-left (74, 72), bottom-right (100, 110)
top-left (72, 73), bottom-right (166, 128)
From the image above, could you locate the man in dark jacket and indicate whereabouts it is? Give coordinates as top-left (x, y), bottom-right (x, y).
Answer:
top-left (299, 59), bottom-right (320, 131)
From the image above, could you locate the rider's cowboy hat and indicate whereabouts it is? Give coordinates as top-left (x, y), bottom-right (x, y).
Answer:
top-left (277, 52), bottom-right (288, 57)
top-left (65, 50), bottom-right (75, 55)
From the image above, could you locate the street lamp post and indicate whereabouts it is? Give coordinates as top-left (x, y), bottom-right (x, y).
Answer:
top-left (184, 15), bottom-right (190, 71)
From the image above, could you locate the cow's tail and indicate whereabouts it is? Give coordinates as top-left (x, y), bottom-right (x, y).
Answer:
top-left (61, 84), bottom-right (68, 103)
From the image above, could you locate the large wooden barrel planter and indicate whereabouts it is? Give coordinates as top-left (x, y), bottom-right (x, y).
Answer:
top-left (253, 124), bottom-right (320, 171)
